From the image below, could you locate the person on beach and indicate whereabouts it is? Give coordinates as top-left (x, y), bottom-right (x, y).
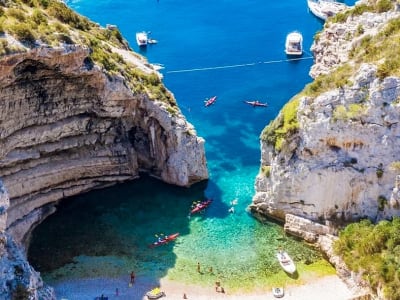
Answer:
top-left (197, 262), bottom-right (201, 273)
top-left (130, 271), bottom-right (135, 284)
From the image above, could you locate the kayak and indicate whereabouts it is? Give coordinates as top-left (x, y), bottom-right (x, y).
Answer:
top-left (243, 100), bottom-right (268, 107)
top-left (148, 233), bottom-right (180, 248)
top-left (190, 199), bottom-right (212, 215)
top-left (204, 96), bottom-right (217, 107)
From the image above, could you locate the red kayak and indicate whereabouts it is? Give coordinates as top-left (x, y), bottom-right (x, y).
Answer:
top-left (148, 233), bottom-right (180, 248)
top-left (190, 199), bottom-right (212, 215)
top-left (204, 96), bottom-right (217, 107)
top-left (244, 100), bottom-right (268, 107)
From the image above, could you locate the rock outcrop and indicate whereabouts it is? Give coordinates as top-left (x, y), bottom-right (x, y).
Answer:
top-left (0, 1), bottom-right (209, 299)
top-left (0, 181), bottom-right (55, 299)
top-left (0, 45), bottom-right (208, 244)
top-left (251, 3), bottom-right (400, 225)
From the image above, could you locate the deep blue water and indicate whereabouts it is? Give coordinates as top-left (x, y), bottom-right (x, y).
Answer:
top-left (27, 0), bottom-right (355, 298)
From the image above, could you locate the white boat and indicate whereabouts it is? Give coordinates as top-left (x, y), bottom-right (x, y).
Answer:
top-left (276, 250), bottom-right (296, 274)
top-left (285, 31), bottom-right (303, 56)
top-left (136, 31), bottom-right (148, 47)
top-left (272, 287), bottom-right (284, 298)
top-left (307, 0), bottom-right (348, 21)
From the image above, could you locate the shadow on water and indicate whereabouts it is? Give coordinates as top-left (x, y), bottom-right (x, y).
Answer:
top-left (27, 174), bottom-right (229, 299)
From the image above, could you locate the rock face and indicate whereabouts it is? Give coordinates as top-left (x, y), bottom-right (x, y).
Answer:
top-left (0, 180), bottom-right (55, 299)
top-left (0, 45), bottom-right (208, 245)
top-left (250, 5), bottom-right (400, 225)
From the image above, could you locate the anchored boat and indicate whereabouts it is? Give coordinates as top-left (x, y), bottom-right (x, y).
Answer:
top-left (276, 250), bottom-right (296, 274)
top-left (285, 31), bottom-right (303, 56)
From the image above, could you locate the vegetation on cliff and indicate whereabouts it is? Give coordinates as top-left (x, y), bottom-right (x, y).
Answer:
top-left (334, 217), bottom-right (400, 300)
top-left (0, 0), bottom-right (176, 109)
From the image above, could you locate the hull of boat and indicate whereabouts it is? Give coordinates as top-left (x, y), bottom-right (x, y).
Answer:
top-left (307, 0), bottom-right (348, 21)
top-left (136, 32), bottom-right (148, 46)
top-left (276, 251), bottom-right (296, 274)
top-left (285, 31), bottom-right (303, 56)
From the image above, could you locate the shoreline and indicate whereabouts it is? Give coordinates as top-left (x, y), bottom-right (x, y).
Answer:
top-left (53, 273), bottom-right (357, 300)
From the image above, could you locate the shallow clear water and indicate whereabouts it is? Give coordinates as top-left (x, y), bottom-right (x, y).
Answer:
top-left (28, 0), bottom-right (355, 296)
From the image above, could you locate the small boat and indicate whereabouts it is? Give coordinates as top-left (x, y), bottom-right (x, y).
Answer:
top-left (148, 233), bottom-right (179, 248)
top-left (276, 250), bottom-right (296, 274)
top-left (136, 31), bottom-right (148, 47)
top-left (204, 96), bottom-right (217, 107)
top-left (285, 31), bottom-right (303, 56)
top-left (148, 38), bottom-right (158, 44)
top-left (244, 100), bottom-right (268, 107)
top-left (307, 0), bottom-right (348, 21)
top-left (272, 287), bottom-right (284, 298)
top-left (146, 287), bottom-right (165, 299)
top-left (189, 199), bottom-right (212, 215)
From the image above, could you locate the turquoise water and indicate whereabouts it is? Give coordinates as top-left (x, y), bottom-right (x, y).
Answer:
top-left (27, 0), bottom-right (355, 297)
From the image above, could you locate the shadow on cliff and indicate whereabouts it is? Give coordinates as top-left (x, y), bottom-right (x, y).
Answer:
top-left (28, 174), bottom-right (229, 299)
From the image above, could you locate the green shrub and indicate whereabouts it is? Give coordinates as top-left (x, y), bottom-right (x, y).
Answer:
top-left (261, 97), bottom-right (299, 151)
top-left (376, 0), bottom-right (393, 13)
top-left (31, 8), bottom-right (46, 25)
top-left (389, 161), bottom-right (400, 171)
top-left (334, 217), bottom-right (400, 299)
top-left (9, 23), bottom-right (35, 43)
top-left (7, 7), bottom-right (26, 21)
top-left (261, 165), bottom-right (271, 177)
top-left (377, 195), bottom-right (388, 211)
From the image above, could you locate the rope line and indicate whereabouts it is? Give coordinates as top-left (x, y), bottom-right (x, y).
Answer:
top-left (166, 56), bottom-right (314, 74)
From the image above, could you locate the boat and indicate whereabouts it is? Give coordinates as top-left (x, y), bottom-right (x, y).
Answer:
top-left (285, 31), bottom-right (303, 56)
top-left (272, 287), bottom-right (284, 298)
top-left (276, 250), bottom-right (296, 274)
top-left (307, 0), bottom-right (349, 21)
top-left (189, 199), bottom-right (212, 215)
top-left (243, 100), bottom-right (268, 107)
top-left (148, 233), bottom-right (180, 248)
top-left (136, 31), bottom-right (148, 47)
top-left (148, 38), bottom-right (158, 44)
top-left (204, 96), bottom-right (217, 107)
top-left (146, 287), bottom-right (165, 299)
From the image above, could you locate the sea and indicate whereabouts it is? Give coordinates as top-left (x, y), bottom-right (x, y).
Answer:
top-left (27, 0), bottom-right (355, 298)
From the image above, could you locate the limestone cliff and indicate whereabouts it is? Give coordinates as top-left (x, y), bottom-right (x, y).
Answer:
top-left (0, 1), bottom-right (208, 298)
top-left (0, 45), bottom-right (208, 244)
top-left (251, 1), bottom-right (400, 225)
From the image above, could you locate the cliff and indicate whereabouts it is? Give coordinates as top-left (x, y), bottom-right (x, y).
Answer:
top-left (0, 1), bottom-right (208, 298)
top-left (251, 1), bottom-right (400, 225)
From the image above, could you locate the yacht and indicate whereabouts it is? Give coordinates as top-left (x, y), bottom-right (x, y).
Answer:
top-left (307, 0), bottom-right (349, 21)
top-left (285, 31), bottom-right (303, 56)
top-left (136, 31), bottom-right (148, 47)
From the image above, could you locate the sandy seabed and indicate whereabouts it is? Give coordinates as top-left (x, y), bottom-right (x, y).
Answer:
top-left (54, 274), bottom-right (358, 300)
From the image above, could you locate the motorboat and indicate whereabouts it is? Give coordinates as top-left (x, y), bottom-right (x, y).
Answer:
top-left (307, 0), bottom-right (349, 21)
top-left (276, 250), bottom-right (296, 274)
top-left (136, 31), bottom-right (148, 47)
top-left (285, 31), bottom-right (303, 56)
top-left (204, 96), bottom-right (217, 107)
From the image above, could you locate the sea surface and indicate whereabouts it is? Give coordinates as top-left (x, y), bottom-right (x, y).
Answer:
top-left (28, 0), bottom-right (355, 298)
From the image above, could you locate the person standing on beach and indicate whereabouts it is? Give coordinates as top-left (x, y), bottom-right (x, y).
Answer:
top-left (197, 262), bottom-right (201, 273)
top-left (130, 271), bottom-right (135, 285)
